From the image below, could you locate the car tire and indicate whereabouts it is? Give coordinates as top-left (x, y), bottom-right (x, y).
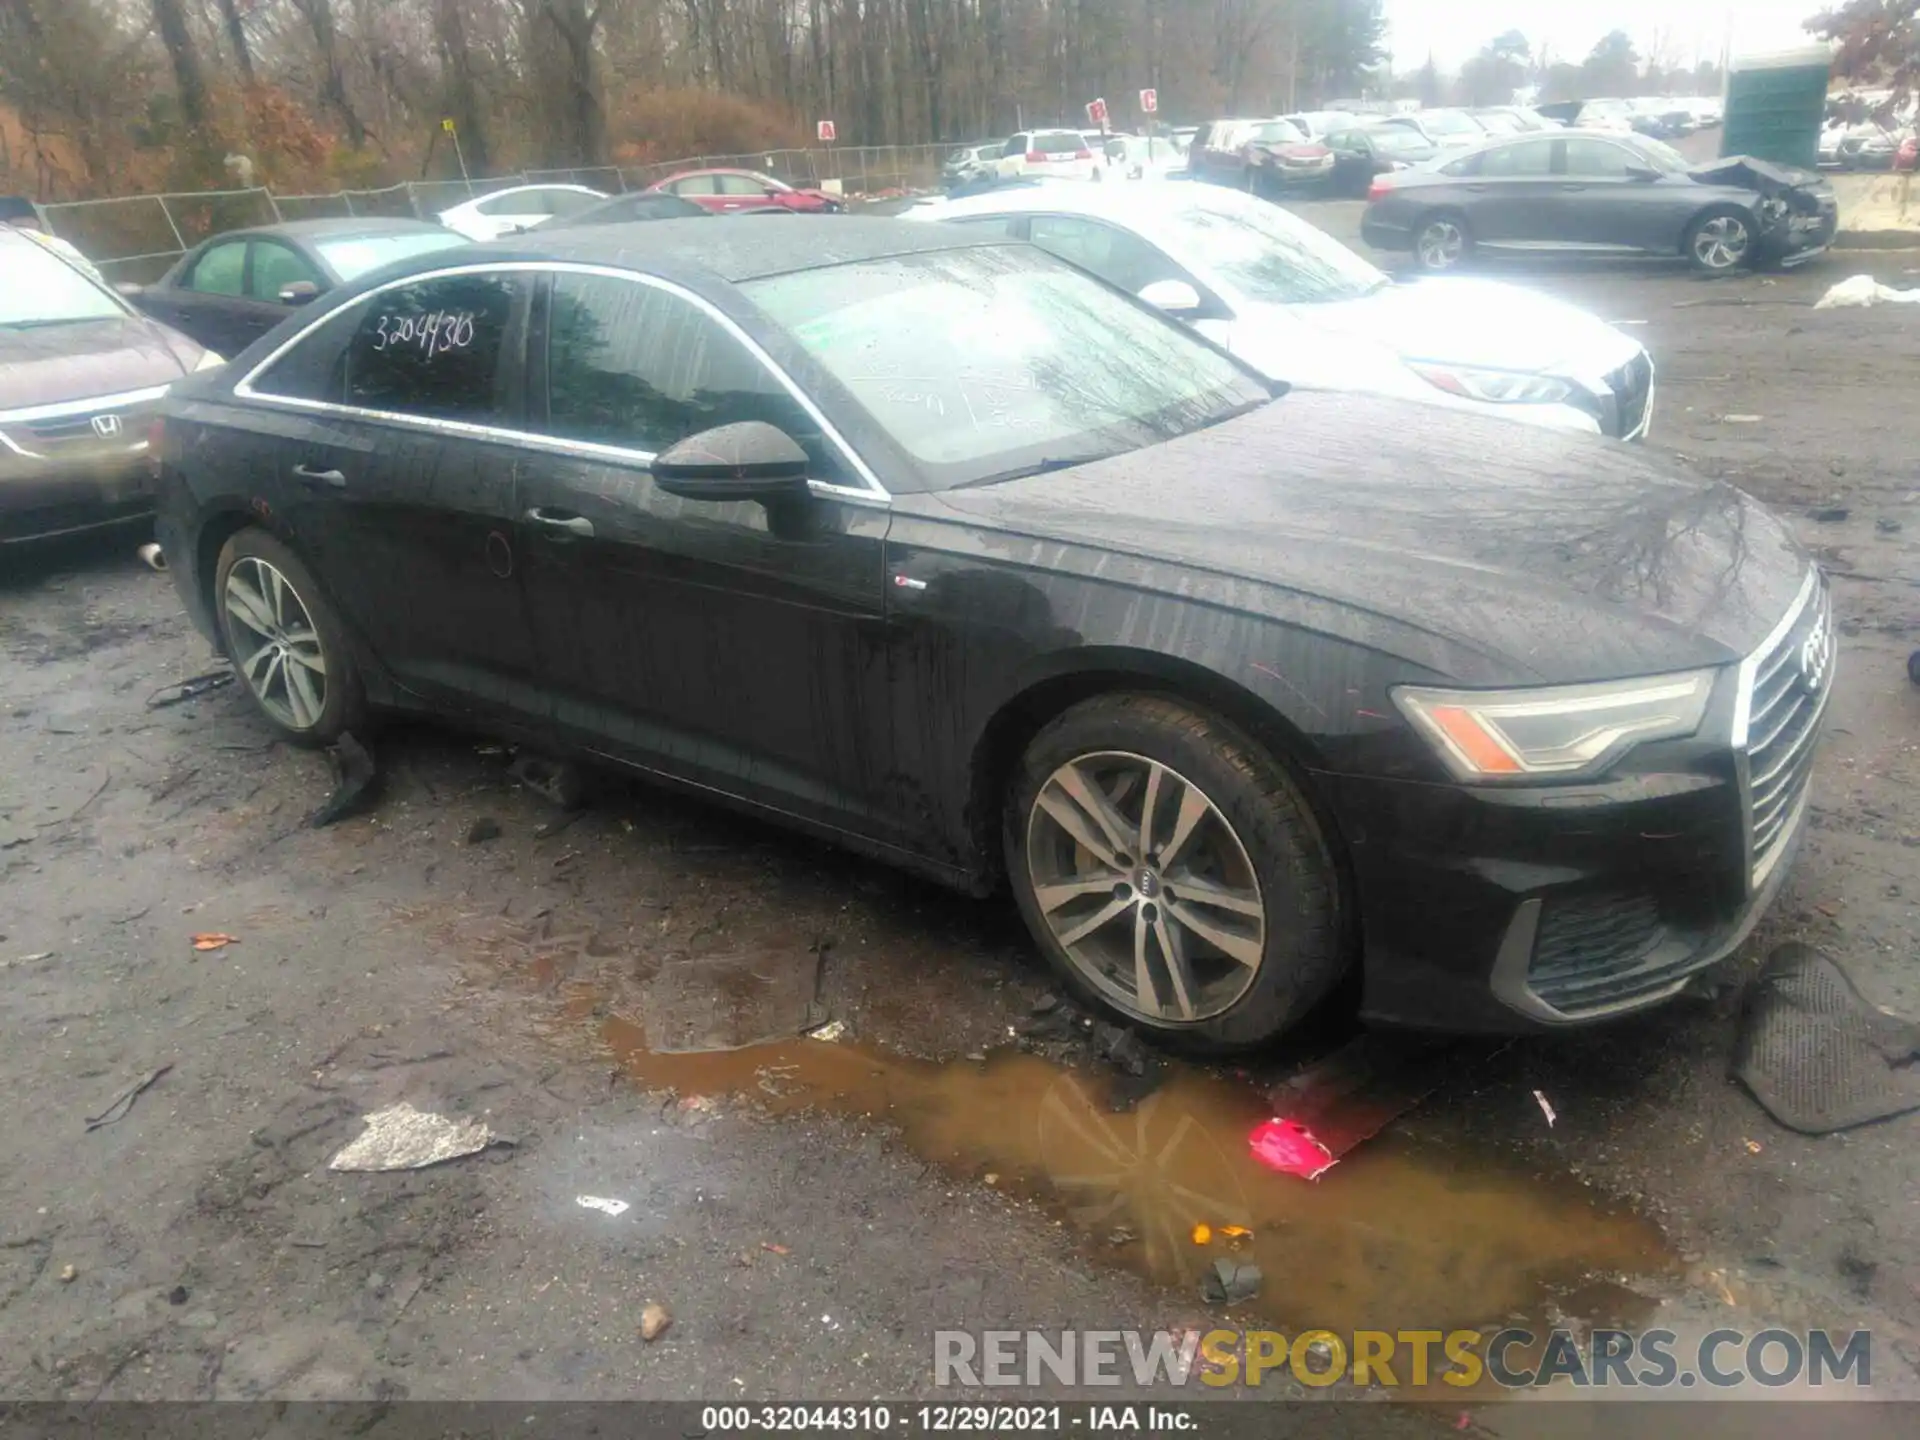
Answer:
top-left (1004, 693), bottom-right (1346, 1054)
top-left (1685, 207), bottom-right (1755, 275)
top-left (1412, 211), bottom-right (1472, 271)
top-left (213, 528), bottom-right (367, 747)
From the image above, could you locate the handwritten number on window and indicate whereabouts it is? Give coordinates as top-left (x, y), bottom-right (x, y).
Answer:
top-left (368, 309), bottom-right (478, 356)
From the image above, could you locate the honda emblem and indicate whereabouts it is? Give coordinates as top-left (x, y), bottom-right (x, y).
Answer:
top-left (90, 413), bottom-right (122, 438)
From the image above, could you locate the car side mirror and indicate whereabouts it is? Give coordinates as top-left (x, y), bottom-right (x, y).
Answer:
top-left (652, 421), bottom-right (813, 504)
top-left (1625, 165), bottom-right (1662, 182)
top-left (1137, 279), bottom-right (1203, 317)
top-left (277, 280), bottom-right (321, 305)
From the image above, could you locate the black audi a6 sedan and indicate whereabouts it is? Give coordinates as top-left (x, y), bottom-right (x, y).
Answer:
top-left (150, 218), bottom-right (1831, 1051)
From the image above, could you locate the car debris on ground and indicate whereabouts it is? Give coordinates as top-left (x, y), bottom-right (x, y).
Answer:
top-left (1815, 274), bottom-right (1920, 308)
top-left (308, 732), bottom-right (378, 828)
top-left (327, 1102), bottom-right (505, 1172)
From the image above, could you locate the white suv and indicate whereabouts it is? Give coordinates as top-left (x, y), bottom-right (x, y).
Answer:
top-left (995, 130), bottom-right (1100, 181)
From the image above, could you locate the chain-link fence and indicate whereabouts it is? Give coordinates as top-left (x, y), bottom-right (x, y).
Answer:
top-left (39, 144), bottom-right (950, 282)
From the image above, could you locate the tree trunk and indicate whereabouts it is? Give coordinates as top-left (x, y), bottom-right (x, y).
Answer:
top-left (149, 0), bottom-right (209, 131)
top-left (215, 0), bottom-right (256, 83)
top-left (525, 0), bottom-right (606, 168)
top-left (293, 0), bottom-right (367, 148)
top-left (433, 0), bottom-right (491, 173)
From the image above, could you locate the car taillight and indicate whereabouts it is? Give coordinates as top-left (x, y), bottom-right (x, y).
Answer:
top-left (1026, 150), bottom-right (1046, 163)
top-left (1074, 148), bottom-right (1092, 159)
top-left (1367, 178), bottom-right (1392, 201)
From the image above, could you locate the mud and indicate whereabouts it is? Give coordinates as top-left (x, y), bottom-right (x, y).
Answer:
top-left (5, 250), bottom-right (1920, 1405)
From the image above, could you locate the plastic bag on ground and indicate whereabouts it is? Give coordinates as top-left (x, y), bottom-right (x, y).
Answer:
top-left (1814, 275), bottom-right (1920, 309)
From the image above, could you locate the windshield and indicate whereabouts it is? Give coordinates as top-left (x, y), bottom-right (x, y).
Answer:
top-left (1371, 126), bottom-right (1434, 156)
top-left (1161, 191), bottom-right (1386, 304)
top-left (316, 230), bottom-right (470, 281)
top-left (745, 246), bottom-right (1267, 492)
top-left (1419, 111), bottom-right (1481, 136)
top-left (0, 236), bottom-right (126, 326)
top-left (1251, 120), bottom-right (1308, 145)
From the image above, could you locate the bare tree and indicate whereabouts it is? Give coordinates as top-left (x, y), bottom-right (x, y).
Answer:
top-left (151, 0), bottom-right (210, 132)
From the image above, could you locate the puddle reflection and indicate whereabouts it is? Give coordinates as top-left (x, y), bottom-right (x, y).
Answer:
top-left (601, 1016), bottom-right (1676, 1336)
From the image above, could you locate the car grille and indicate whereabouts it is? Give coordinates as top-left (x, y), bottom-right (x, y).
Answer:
top-left (1742, 574), bottom-right (1833, 884)
top-left (1605, 354), bottom-right (1654, 439)
top-left (1527, 890), bottom-right (1674, 1012)
top-left (2, 394), bottom-right (159, 460)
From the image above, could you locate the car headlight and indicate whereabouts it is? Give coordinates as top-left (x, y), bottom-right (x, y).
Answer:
top-left (1392, 671), bottom-right (1715, 781)
top-left (194, 350), bottom-right (226, 371)
top-left (1406, 362), bottom-right (1573, 406)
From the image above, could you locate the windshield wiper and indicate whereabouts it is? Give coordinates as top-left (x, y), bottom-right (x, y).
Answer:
top-left (949, 453), bottom-right (1119, 490)
top-left (0, 316), bottom-right (107, 330)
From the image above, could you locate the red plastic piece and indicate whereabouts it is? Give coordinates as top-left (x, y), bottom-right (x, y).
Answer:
top-left (1247, 1118), bottom-right (1336, 1180)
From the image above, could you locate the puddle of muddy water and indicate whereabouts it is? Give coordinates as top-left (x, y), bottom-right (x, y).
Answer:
top-left (599, 1014), bottom-right (1677, 1338)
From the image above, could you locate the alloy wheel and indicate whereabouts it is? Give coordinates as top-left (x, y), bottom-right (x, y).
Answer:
top-left (1693, 215), bottom-right (1750, 270)
top-left (224, 556), bottom-right (329, 731)
top-left (1418, 219), bottom-right (1464, 268)
top-left (1025, 751), bottom-right (1267, 1026)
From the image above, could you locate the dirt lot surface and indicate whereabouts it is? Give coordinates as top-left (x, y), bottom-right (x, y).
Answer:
top-left (5, 239), bottom-right (1920, 1421)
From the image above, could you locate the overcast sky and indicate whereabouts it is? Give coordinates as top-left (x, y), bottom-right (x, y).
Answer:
top-left (1383, 0), bottom-right (1825, 71)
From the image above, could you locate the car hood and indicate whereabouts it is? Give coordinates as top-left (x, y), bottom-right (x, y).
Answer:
top-left (1281, 277), bottom-right (1646, 377)
top-left (0, 314), bottom-right (198, 412)
top-left (925, 392), bottom-right (1808, 686)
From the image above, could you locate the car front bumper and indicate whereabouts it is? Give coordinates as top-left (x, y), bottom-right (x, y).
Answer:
top-left (1321, 571), bottom-right (1831, 1034)
top-left (0, 453), bottom-right (154, 545)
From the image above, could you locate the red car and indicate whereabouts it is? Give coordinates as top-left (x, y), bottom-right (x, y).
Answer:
top-left (646, 168), bottom-right (843, 214)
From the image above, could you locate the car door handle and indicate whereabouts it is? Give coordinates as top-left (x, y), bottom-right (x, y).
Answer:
top-left (1557, 183), bottom-right (1590, 191)
top-left (292, 464), bottom-right (346, 489)
top-left (523, 507), bottom-right (594, 538)
top-left (1465, 184), bottom-right (1491, 192)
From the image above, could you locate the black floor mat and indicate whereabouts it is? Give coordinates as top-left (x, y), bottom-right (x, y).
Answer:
top-left (1732, 943), bottom-right (1920, 1134)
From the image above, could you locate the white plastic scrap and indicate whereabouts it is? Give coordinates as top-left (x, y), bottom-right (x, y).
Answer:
top-left (1814, 274), bottom-right (1920, 310)
top-left (328, 1101), bottom-right (498, 1172)
top-left (807, 1019), bottom-right (847, 1043)
top-left (1533, 1090), bottom-right (1558, 1128)
top-left (575, 1195), bottom-right (631, 1217)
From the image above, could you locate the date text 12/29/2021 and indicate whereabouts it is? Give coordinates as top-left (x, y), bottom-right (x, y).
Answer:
top-left (700, 1407), bottom-right (1194, 1433)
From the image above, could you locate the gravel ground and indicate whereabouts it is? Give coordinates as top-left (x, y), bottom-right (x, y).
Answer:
top-left (4, 239), bottom-right (1920, 1422)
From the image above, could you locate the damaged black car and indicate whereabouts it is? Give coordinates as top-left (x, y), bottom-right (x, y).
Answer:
top-left (1363, 130), bottom-right (1839, 275)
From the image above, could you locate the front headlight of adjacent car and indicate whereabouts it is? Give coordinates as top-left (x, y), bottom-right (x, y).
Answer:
top-left (1405, 361), bottom-right (1573, 406)
top-left (1392, 671), bottom-right (1715, 781)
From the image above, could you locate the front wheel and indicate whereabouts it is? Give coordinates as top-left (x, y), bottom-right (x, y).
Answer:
top-left (1686, 208), bottom-right (1754, 275)
top-left (1005, 694), bottom-right (1346, 1054)
top-left (214, 528), bottom-right (366, 746)
top-left (1413, 212), bottom-right (1471, 272)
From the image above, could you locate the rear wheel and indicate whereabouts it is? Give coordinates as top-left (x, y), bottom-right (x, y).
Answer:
top-left (214, 528), bottom-right (366, 746)
top-left (1005, 694), bottom-right (1345, 1054)
top-left (1413, 211), bottom-right (1471, 272)
top-left (1686, 207), bottom-right (1754, 275)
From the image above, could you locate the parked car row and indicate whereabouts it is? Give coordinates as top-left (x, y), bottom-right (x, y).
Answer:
top-left (119, 207), bottom-right (1829, 1055)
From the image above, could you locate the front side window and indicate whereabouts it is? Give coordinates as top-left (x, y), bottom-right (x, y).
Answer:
top-left (1564, 139), bottom-right (1637, 177)
top-left (1481, 139), bottom-right (1555, 177)
top-left (314, 230), bottom-right (470, 281)
top-left (1027, 216), bottom-right (1185, 297)
top-left (672, 175), bottom-right (721, 196)
top-left (249, 241), bottom-right (322, 302)
top-left (541, 272), bottom-right (844, 480)
top-left (541, 188), bottom-right (603, 217)
top-left (719, 174), bottom-right (770, 197)
top-left (187, 241), bottom-right (248, 295)
top-left (744, 246), bottom-right (1268, 491)
top-left (475, 189), bottom-right (536, 217)
top-left (343, 273), bottom-right (520, 422)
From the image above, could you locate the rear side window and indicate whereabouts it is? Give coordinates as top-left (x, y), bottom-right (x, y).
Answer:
top-left (672, 175), bottom-right (720, 195)
top-left (539, 272), bottom-right (845, 481)
top-left (342, 273), bottom-right (522, 422)
top-left (249, 304), bottom-right (361, 403)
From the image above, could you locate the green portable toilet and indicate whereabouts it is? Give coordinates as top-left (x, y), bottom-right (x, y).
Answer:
top-left (1721, 45), bottom-right (1833, 169)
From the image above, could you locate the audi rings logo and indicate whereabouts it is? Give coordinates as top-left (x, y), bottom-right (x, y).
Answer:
top-left (90, 413), bottom-right (122, 438)
top-left (1798, 609), bottom-right (1832, 696)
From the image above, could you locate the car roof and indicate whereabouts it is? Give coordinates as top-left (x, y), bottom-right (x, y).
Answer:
top-left (905, 179), bottom-right (1243, 232)
top-left (467, 215), bottom-right (1007, 284)
top-left (211, 217), bottom-right (454, 242)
